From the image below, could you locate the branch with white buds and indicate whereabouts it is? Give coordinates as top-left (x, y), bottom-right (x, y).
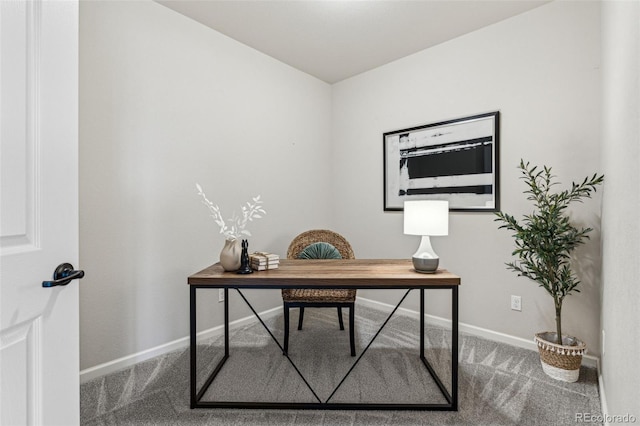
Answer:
top-left (196, 183), bottom-right (266, 240)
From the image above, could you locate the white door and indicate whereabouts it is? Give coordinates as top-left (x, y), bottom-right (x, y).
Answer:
top-left (0, 1), bottom-right (79, 425)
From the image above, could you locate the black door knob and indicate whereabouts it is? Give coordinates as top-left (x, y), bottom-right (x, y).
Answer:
top-left (42, 263), bottom-right (85, 288)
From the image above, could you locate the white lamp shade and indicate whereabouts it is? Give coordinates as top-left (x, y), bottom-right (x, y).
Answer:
top-left (403, 200), bottom-right (449, 236)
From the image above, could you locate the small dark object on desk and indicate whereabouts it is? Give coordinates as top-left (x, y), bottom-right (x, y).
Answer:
top-left (237, 239), bottom-right (253, 274)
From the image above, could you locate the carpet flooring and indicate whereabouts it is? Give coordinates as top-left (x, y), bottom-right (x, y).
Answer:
top-left (81, 302), bottom-right (602, 425)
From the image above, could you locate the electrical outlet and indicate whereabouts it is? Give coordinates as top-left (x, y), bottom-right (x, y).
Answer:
top-left (218, 288), bottom-right (225, 303)
top-left (511, 295), bottom-right (522, 311)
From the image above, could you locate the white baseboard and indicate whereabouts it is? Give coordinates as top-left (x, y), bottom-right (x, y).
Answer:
top-left (597, 357), bottom-right (610, 426)
top-left (355, 296), bottom-right (599, 369)
top-left (79, 305), bottom-right (282, 384)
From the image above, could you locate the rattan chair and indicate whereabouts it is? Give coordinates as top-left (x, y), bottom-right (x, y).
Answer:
top-left (282, 230), bottom-right (356, 356)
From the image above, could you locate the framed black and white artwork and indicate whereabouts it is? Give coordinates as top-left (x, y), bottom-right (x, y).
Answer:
top-left (383, 111), bottom-right (500, 212)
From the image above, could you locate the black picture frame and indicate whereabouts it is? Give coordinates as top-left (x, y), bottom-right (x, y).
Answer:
top-left (383, 111), bottom-right (500, 212)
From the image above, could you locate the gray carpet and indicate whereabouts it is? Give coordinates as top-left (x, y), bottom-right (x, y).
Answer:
top-left (81, 303), bottom-right (602, 425)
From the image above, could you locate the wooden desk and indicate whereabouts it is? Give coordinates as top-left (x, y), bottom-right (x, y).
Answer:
top-left (188, 259), bottom-right (461, 410)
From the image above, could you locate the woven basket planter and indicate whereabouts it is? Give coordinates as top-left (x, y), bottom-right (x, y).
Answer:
top-left (535, 332), bottom-right (587, 383)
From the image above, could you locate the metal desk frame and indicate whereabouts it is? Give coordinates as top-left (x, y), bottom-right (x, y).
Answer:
top-left (189, 259), bottom-right (459, 411)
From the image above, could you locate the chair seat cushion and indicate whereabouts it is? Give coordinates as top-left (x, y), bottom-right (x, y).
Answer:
top-left (282, 288), bottom-right (356, 303)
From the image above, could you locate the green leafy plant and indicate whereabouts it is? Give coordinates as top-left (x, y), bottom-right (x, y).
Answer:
top-left (495, 160), bottom-right (603, 345)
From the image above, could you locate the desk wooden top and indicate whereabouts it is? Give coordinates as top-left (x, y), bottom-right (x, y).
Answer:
top-left (188, 259), bottom-right (460, 289)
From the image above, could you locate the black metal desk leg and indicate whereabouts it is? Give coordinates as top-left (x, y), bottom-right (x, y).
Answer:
top-left (192, 287), bottom-right (231, 408)
top-left (190, 286), bottom-right (197, 408)
top-left (452, 286), bottom-right (459, 411)
top-left (420, 288), bottom-right (425, 356)
top-left (224, 288), bottom-right (229, 357)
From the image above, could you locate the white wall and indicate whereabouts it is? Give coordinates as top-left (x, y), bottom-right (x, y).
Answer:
top-left (80, 0), bottom-right (612, 376)
top-left (331, 1), bottom-right (603, 353)
top-left (79, 0), bottom-right (332, 369)
top-left (600, 0), bottom-right (640, 418)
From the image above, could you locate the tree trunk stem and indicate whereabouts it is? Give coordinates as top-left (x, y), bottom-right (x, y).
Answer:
top-left (555, 305), bottom-right (563, 345)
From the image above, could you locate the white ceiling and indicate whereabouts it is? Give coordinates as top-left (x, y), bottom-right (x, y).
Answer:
top-left (157, 0), bottom-right (549, 84)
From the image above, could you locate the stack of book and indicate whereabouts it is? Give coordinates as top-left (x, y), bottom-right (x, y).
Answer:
top-left (249, 252), bottom-right (280, 271)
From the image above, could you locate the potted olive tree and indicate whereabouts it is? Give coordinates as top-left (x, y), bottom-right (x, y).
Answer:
top-left (495, 160), bottom-right (603, 382)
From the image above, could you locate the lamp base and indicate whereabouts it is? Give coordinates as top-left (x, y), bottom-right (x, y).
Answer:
top-left (412, 256), bottom-right (439, 274)
top-left (411, 235), bottom-right (440, 273)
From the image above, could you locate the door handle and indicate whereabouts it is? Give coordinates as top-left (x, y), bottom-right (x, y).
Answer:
top-left (42, 263), bottom-right (85, 288)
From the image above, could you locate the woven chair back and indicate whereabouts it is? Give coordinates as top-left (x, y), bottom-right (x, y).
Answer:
top-left (286, 229), bottom-right (355, 260)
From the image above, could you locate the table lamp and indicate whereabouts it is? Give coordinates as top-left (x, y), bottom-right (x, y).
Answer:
top-left (403, 200), bottom-right (449, 273)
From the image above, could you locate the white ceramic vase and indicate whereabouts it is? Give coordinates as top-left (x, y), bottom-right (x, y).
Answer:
top-left (219, 238), bottom-right (241, 271)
